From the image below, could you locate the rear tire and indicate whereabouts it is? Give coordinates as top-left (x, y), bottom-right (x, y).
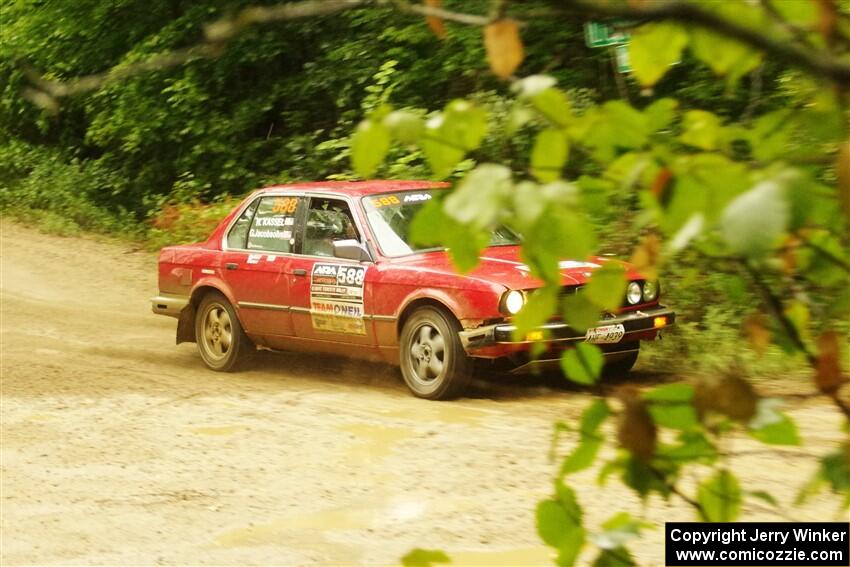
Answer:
top-left (399, 307), bottom-right (471, 400)
top-left (602, 344), bottom-right (639, 379)
top-left (195, 291), bottom-right (252, 372)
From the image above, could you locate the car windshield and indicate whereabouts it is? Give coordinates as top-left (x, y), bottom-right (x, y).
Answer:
top-left (362, 190), bottom-right (519, 257)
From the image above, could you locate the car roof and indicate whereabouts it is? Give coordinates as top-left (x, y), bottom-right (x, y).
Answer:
top-left (256, 180), bottom-right (449, 197)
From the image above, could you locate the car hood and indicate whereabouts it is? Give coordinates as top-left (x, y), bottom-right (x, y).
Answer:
top-left (387, 246), bottom-right (641, 290)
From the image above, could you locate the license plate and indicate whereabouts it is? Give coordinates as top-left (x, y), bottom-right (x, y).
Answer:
top-left (585, 324), bottom-right (625, 344)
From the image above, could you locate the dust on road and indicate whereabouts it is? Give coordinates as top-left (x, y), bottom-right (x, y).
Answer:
top-left (0, 219), bottom-right (844, 566)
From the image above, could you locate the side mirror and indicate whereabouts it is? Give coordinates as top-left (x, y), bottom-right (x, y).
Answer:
top-left (333, 239), bottom-right (371, 262)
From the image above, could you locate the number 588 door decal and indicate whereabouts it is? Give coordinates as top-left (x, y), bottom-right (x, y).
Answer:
top-left (309, 263), bottom-right (367, 335)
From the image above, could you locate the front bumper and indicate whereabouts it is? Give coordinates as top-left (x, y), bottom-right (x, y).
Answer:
top-left (458, 305), bottom-right (675, 351)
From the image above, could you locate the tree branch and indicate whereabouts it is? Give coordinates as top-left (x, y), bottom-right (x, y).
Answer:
top-left (17, 0), bottom-right (850, 108)
top-left (18, 0), bottom-right (369, 107)
top-left (386, 0), bottom-right (489, 26)
top-left (558, 0), bottom-right (850, 87)
top-left (378, 0), bottom-right (491, 26)
top-left (741, 260), bottom-right (818, 367)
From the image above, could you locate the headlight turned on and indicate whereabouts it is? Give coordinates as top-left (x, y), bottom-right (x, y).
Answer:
top-left (502, 290), bottom-right (525, 315)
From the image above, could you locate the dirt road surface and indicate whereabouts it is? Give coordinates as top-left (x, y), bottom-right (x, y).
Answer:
top-left (1, 220), bottom-right (844, 566)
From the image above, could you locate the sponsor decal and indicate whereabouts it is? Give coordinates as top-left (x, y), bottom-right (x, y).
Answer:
top-left (271, 197), bottom-right (298, 214)
top-left (247, 253), bottom-right (263, 264)
top-left (403, 193), bottom-right (431, 202)
top-left (248, 228), bottom-right (290, 240)
top-left (309, 263), bottom-right (367, 335)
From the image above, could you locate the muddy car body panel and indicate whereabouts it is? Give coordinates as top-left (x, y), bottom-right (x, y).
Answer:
top-left (152, 181), bottom-right (675, 398)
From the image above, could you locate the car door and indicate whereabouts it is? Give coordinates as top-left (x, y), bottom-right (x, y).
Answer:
top-left (221, 194), bottom-right (304, 338)
top-left (288, 195), bottom-right (376, 346)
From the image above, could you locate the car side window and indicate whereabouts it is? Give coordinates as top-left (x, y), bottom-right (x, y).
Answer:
top-left (244, 196), bottom-right (301, 253)
top-left (301, 198), bottom-right (359, 257)
top-left (226, 198), bottom-right (260, 249)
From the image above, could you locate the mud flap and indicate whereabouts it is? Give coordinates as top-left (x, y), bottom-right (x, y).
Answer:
top-left (176, 304), bottom-right (196, 344)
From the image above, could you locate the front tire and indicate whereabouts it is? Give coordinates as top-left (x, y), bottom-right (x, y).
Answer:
top-left (399, 307), bottom-right (471, 400)
top-left (195, 292), bottom-right (252, 372)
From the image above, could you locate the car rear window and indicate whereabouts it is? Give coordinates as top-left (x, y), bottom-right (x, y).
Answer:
top-left (226, 198), bottom-right (260, 249)
top-left (245, 196), bottom-right (300, 253)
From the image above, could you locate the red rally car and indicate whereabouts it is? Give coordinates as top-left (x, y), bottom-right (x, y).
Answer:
top-left (151, 181), bottom-right (675, 399)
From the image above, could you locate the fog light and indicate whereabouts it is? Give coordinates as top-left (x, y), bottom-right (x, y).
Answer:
top-left (525, 330), bottom-right (544, 342)
top-left (653, 316), bottom-right (667, 328)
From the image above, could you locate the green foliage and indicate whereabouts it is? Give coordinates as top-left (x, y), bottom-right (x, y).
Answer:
top-left (629, 23), bottom-right (688, 87)
top-left (560, 399), bottom-right (609, 475)
top-left (748, 399), bottom-right (800, 446)
top-left (698, 469), bottom-right (742, 522)
top-left (560, 343), bottom-right (604, 385)
top-left (401, 548), bottom-right (452, 567)
top-left (584, 263), bottom-right (627, 311)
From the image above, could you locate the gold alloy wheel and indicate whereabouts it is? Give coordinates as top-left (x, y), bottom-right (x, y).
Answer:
top-left (201, 303), bottom-right (233, 361)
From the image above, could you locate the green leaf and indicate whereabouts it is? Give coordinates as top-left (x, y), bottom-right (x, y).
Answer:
top-left (622, 456), bottom-right (672, 499)
top-left (555, 531), bottom-right (585, 567)
top-left (591, 548), bottom-right (636, 567)
top-left (698, 469), bottom-right (741, 522)
top-left (796, 445), bottom-right (850, 505)
top-left (748, 399), bottom-right (800, 446)
top-left (643, 98), bottom-right (678, 132)
top-left (643, 383), bottom-right (694, 402)
top-left (680, 110), bottom-right (721, 150)
top-left (749, 110), bottom-right (793, 162)
top-left (409, 198), bottom-right (489, 272)
top-left (562, 293), bottom-right (601, 333)
top-left (561, 343), bottom-right (604, 385)
top-left (443, 99), bottom-right (488, 151)
top-left (537, 500), bottom-right (571, 547)
top-left (561, 440), bottom-right (602, 476)
top-left (512, 287), bottom-right (558, 340)
top-left (657, 431), bottom-right (718, 464)
top-left (580, 399), bottom-right (610, 433)
top-left (663, 153), bottom-right (749, 234)
top-left (690, 28), bottom-right (761, 85)
top-left (647, 404), bottom-right (698, 430)
top-left (383, 110), bottom-right (424, 144)
top-left (351, 119), bottom-right (390, 178)
top-left (445, 163), bottom-right (512, 229)
top-left (571, 103), bottom-right (649, 163)
top-left (532, 88), bottom-right (572, 127)
top-left (720, 178), bottom-right (789, 257)
top-left (748, 490), bottom-right (779, 508)
top-left (401, 548), bottom-right (452, 567)
top-left (511, 181), bottom-right (546, 231)
top-left (590, 512), bottom-right (645, 551)
top-left (628, 23), bottom-right (688, 87)
top-left (561, 400), bottom-right (609, 475)
top-left (420, 100), bottom-right (488, 178)
top-left (602, 102), bottom-right (650, 150)
top-left (531, 128), bottom-right (569, 182)
top-left (584, 263), bottom-right (627, 311)
top-left (643, 383), bottom-right (698, 430)
top-left (555, 480), bottom-right (583, 523)
top-left (773, 0), bottom-right (817, 27)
